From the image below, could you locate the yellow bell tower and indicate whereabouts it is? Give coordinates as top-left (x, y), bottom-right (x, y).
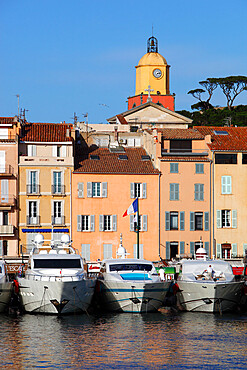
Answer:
top-left (128, 36), bottom-right (174, 111)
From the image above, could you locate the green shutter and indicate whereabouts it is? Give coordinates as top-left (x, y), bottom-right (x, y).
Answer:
top-left (205, 242), bottom-right (210, 258)
top-left (180, 212), bottom-right (185, 231)
top-left (216, 210), bottom-right (221, 228)
top-left (204, 212), bottom-right (209, 231)
top-left (232, 210), bottom-right (237, 228)
top-left (180, 241), bottom-right (185, 255)
top-left (190, 242), bottom-right (195, 258)
top-left (190, 212), bottom-right (195, 231)
top-left (165, 212), bottom-right (170, 231)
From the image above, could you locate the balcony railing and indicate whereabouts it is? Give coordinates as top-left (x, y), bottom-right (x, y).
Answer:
top-left (26, 216), bottom-right (40, 226)
top-left (51, 185), bottom-right (65, 195)
top-left (26, 184), bottom-right (41, 195)
top-left (0, 135), bottom-right (17, 143)
top-left (0, 195), bottom-right (16, 207)
top-left (0, 165), bottom-right (15, 176)
top-left (0, 225), bottom-right (15, 235)
top-left (161, 148), bottom-right (209, 156)
top-left (51, 216), bottom-right (65, 225)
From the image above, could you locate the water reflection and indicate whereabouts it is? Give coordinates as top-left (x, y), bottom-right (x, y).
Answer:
top-left (0, 312), bottom-right (246, 369)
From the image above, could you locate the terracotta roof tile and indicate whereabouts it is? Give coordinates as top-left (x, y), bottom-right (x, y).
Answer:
top-left (158, 128), bottom-right (204, 140)
top-left (75, 147), bottom-right (159, 174)
top-left (116, 114), bottom-right (128, 125)
top-left (195, 126), bottom-right (247, 151)
top-left (21, 123), bottom-right (73, 142)
top-left (0, 117), bottom-right (17, 125)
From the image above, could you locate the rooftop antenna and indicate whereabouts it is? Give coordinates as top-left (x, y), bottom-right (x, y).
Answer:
top-left (73, 112), bottom-right (78, 125)
top-left (82, 113), bottom-right (88, 142)
top-left (16, 94), bottom-right (20, 119)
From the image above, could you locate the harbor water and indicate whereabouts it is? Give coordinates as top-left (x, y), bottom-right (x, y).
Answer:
top-left (0, 311), bottom-right (247, 369)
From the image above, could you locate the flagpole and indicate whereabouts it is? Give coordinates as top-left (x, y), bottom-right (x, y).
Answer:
top-left (137, 198), bottom-right (139, 259)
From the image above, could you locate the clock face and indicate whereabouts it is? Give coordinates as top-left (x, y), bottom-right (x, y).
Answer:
top-left (153, 68), bottom-right (162, 78)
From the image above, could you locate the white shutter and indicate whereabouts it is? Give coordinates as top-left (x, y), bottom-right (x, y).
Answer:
top-left (81, 244), bottom-right (90, 261)
top-left (133, 244), bottom-right (143, 259)
top-left (130, 183), bottom-right (135, 199)
top-left (103, 244), bottom-right (112, 259)
top-left (216, 210), bottom-right (221, 228)
top-left (1, 179), bottom-right (8, 202)
top-left (87, 182), bottom-right (92, 197)
top-left (232, 210), bottom-right (237, 228)
top-left (227, 176), bottom-right (232, 193)
top-left (52, 145), bottom-right (57, 157)
top-left (77, 182), bottom-right (84, 198)
top-left (61, 145), bottom-right (66, 157)
top-left (232, 243), bottom-right (237, 257)
top-left (0, 151), bottom-right (5, 173)
top-left (221, 176), bottom-right (226, 194)
top-left (130, 215), bottom-right (134, 231)
top-left (0, 212), bottom-right (3, 226)
top-left (216, 243), bottom-right (221, 258)
top-left (77, 215), bottom-right (82, 232)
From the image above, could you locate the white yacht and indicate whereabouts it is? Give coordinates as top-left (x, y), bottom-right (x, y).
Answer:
top-left (176, 253), bottom-right (243, 313)
top-left (0, 260), bottom-right (12, 313)
top-left (18, 234), bottom-right (96, 314)
top-left (98, 244), bottom-right (171, 313)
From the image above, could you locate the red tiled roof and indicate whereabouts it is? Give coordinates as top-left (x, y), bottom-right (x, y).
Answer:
top-left (21, 123), bottom-right (73, 142)
top-left (116, 114), bottom-right (128, 125)
top-left (195, 126), bottom-right (247, 151)
top-left (0, 117), bottom-right (17, 125)
top-left (158, 128), bottom-right (204, 140)
top-left (75, 147), bottom-right (159, 174)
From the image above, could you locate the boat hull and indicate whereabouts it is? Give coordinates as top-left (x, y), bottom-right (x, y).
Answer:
top-left (18, 277), bottom-right (96, 314)
top-left (98, 280), bottom-right (170, 313)
top-left (0, 282), bottom-right (12, 313)
top-left (177, 280), bottom-right (243, 313)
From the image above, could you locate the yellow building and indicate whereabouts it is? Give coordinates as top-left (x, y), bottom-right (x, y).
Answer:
top-left (19, 123), bottom-right (74, 252)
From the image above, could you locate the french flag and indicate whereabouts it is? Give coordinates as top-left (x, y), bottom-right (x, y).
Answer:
top-left (123, 198), bottom-right (138, 217)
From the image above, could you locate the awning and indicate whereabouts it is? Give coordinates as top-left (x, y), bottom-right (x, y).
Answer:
top-left (22, 228), bottom-right (69, 233)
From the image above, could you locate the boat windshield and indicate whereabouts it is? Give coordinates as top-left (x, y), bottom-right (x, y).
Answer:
top-left (34, 259), bottom-right (82, 269)
top-left (109, 263), bottom-right (153, 272)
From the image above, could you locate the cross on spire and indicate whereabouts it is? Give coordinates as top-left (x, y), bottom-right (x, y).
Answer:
top-left (145, 85), bottom-right (154, 102)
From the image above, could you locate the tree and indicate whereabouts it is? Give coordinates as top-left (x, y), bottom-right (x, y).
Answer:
top-left (188, 79), bottom-right (217, 110)
top-left (208, 76), bottom-right (247, 110)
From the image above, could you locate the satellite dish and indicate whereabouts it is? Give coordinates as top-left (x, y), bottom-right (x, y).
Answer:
top-left (61, 234), bottom-right (70, 244)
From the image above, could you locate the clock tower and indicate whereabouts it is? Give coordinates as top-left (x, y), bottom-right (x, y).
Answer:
top-left (128, 36), bottom-right (175, 111)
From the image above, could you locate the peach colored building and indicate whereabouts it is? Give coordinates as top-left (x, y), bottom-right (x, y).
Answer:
top-left (144, 128), bottom-right (212, 259)
top-left (0, 117), bottom-right (20, 257)
top-left (72, 147), bottom-right (160, 262)
top-left (19, 123), bottom-right (74, 252)
top-left (196, 126), bottom-right (247, 260)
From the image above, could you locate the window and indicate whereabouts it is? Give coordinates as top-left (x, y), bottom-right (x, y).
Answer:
top-left (195, 163), bottom-right (204, 174)
top-left (130, 214), bottom-right (147, 232)
top-left (52, 145), bottom-right (66, 158)
top-left (87, 182), bottom-right (107, 198)
top-left (170, 163), bottom-right (178, 173)
top-left (170, 242), bottom-right (178, 259)
top-left (215, 154), bottom-right (237, 164)
top-left (52, 201), bottom-right (63, 225)
top-left (28, 171), bottom-right (38, 194)
top-left (53, 171), bottom-right (63, 194)
top-left (190, 212), bottom-right (209, 231)
top-left (77, 215), bottom-right (95, 232)
top-left (170, 212), bottom-right (178, 230)
top-left (99, 215), bottom-right (117, 231)
top-left (221, 176), bottom-right (232, 194)
top-left (103, 244), bottom-right (112, 259)
top-left (170, 140), bottom-right (192, 153)
top-left (130, 182), bottom-right (147, 199)
top-left (170, 183), bottom-right (179, 201)
top-left (2, 211), bottom-right (8, 225)
top-left (242, 154), bottom-right (247, 164)
top-left (195, 212), bottom-right (203, 230)
top-left (1, 179), bottom-right (8, 202)
top-left (217, 209), bottom-right (237, 228)
top-left (27, 201), bottom-right (39, 225)
top-left (133, 244), bottom-right (144, 259)
top-left (27, 145), bottom-right (36, 157)
top-left (194, 184), bottom-right (204, 201)
top-left (77, 182), bottom-right (84, 198)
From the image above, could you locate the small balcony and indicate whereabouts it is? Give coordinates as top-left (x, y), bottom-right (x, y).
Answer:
top-left (0, 195), bottom-right (16, 208)
top-left (51, 185), bottom-right (65, 195)
top-left (51, 215), bottom-right (65, 225)
top-left (0, 225), bottom-right (15, 236)
top-left (0, 165), bottom-right (15, 177)
top-left (26, 184), bottom-right (41, 195)
top-left (26, 215), bottom-right (40, 226)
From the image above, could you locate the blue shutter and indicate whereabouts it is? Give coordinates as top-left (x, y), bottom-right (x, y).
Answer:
top-left (142, 215), bottom-right (147, 231)
top-left (204, 212), bottom-right (209, 231)
top-left (142, 183), bottom-right (147, 199)
top-left (102, 182), bottom-right (107, 198)
top-left (205, 242), bottom-right (210, 258)
top-left (166, 242), bottom-right (170, 260)
top-left (87, 182), bottom-right (92, 197)
top-left (77, 215), bottom-right (82, 232)
top-left (165, 212), bottom-right (170, 231)
top-left (180, 241), bottom-right (185, 255)
top-left (190, 212), bottom-right (195, 231)
top-left (90, 215), bottom-right (95, 232)
top-left (190, 242), bottom-right (195, 257)
top-left (180, 212), bottom-right (185, 231)
top-left (112, 215), bottom-right (117, 231)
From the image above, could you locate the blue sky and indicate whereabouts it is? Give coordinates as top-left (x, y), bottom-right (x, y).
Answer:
top-left (0, 0), bottom-right (246, 124)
